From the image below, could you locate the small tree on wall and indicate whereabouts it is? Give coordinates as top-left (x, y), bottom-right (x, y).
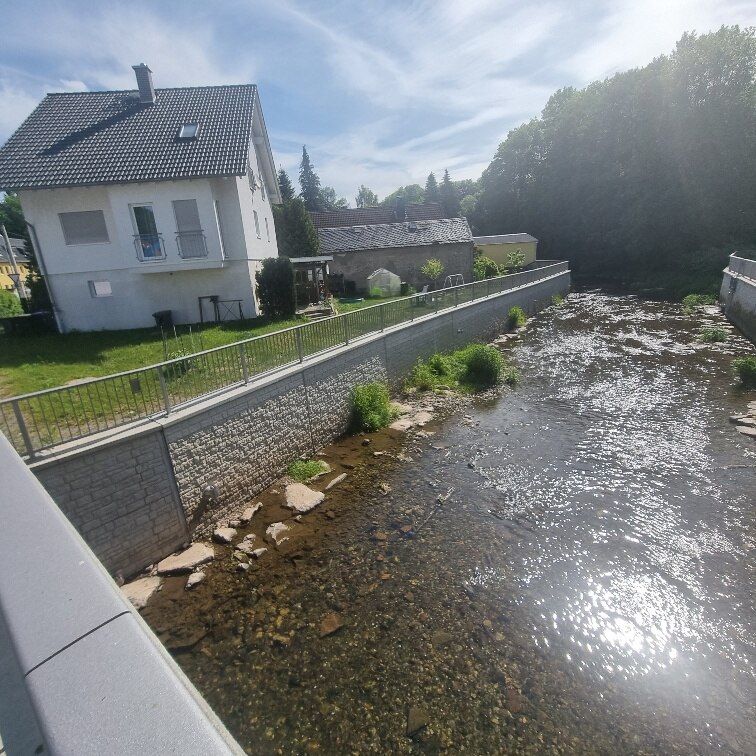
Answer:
top-left (420, 257), bottom-right (445, 289)
top-left (255, 257), bottom-right (296, 319)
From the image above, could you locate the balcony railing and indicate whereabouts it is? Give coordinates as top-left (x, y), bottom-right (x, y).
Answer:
top-left (134, 233), bottom-right (166, 262)
top-left (176, 231), bottom-right (209, 259)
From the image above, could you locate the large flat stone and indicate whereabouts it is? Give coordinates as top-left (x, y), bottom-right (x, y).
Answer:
top-left (121, 576), bottom-right (162, 610)
top-left (157, 543), bottom-right (214, 575)
top-left (285, 483), bottom-right (325, 513)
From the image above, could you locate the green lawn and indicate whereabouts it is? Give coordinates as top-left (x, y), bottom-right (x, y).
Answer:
top-left (0, 296), bottom-right (403, 398)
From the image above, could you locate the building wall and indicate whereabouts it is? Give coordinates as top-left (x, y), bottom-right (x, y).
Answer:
top-left (721, 255), bottom-right (756, 344)
top-left (29, 267), bottom-right (569, 576)
top-left (18, 168), bottom-right (279, 331)
top-left (475, 240), bottom-right (538, 268)
top-left (329, 241), bottom-right (474, 292)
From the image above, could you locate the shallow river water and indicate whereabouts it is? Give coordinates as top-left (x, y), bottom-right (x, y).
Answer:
top-left (144, 293), bottom-right (756, 755)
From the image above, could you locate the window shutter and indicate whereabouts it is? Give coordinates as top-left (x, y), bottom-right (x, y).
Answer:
top-left (172, 200), bottom-right (202, 232)
top-left (59, 211), bottom-right (109, 245)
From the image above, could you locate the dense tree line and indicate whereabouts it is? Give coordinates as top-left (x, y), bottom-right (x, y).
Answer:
top-left (470, 26), bottom-right (756, 294)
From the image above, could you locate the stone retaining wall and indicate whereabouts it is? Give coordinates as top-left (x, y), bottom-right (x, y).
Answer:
top-left (30, 268), bottom-right (569, 576)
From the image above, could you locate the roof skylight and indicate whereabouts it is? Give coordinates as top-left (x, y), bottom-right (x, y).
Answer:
top-left (178, 123), bottom-right (199, 139)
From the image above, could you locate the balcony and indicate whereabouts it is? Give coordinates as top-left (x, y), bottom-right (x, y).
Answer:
top-left (176, 231), bottom-right (208, 259)
top-left (133, 233), bottom-right (166, 262)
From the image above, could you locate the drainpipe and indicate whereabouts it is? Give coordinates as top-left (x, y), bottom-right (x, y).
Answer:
top-left (25, 221), bottom-right (64, 333)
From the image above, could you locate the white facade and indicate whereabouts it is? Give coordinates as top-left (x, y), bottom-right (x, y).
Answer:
top-left (19, 142), bottom-right (279, 332)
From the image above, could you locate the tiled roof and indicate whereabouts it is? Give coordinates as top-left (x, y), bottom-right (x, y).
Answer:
top-left (318, 218), bottom-right (472, 253)
top-left (310, 203), bottom-right (444, 229)
top-left (0, 237), bottom-right (30, 264)
top-left (0, 85), bottom-right (257, 190)
top-left (473, 233), bottom-right (538, 244)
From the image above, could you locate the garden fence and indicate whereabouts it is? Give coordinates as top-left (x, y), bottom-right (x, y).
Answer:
top-left (1, 262), bottom-right (567, 458)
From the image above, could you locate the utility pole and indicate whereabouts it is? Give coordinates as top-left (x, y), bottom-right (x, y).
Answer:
top-left (1, 223), bottom-right (27, 301)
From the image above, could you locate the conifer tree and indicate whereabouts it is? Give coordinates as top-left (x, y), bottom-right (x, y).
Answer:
top-left (439, 168), bottom-right (460, 217)
top-left (277, 168), bottom-right (295, 201)
top-left (299, 146), bottom-right (323, 211)
top-left (424, 172), bottom-right (441, 205)
top-left (355, 185), bottom-right (379, 208)
top-left (273, 198), bottom-right (320, 258)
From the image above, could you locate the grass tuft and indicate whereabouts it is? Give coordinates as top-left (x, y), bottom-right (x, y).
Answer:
top-left (698, 326), bottom-right (728, 343)
top-left (732, 356), bottom-right (756, 387)
top-left (287, 459), bottom-right (329, 481)
top-left (507, 306), bottom-right (527, 329)
top-left (351, 382), bottom-right (397, 432)
top-left (682, 293), bottom-right (717, 315)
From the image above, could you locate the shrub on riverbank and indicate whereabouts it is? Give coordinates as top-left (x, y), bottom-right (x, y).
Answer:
top-left (682, 293), bottom-right (717, 314)
top-left (351, 382), bottom-right (397, 432)
top-left (507, 306), bottom-right (526, 329)
top-left (288, 459), bottom-right (329, 481)
top-left (698, 326), bottom-right (728, 343)
top-left (732, 356), bottom-right (756, 387)
top-left (408, 343), bottom-right (519, 393)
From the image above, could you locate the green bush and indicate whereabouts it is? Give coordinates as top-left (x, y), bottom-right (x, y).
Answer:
top-left (459, 343), bottom-right (504, 387)
top-left (507, 306), bottom-right (526, 329)
top-left (255, 257), bottom-right (296, 319)
top-left (428, 353), bottom-right (450, 375)
top-left (288, 459), bottom-right (328, 481)
top-left (698, 326), bottom-right (728, 343)
top-left (551, 294), bottom-right (564, 306)
top-left (473, 255), bottom-right (502, 281)
top-left (506, 249), bottom-right (526, 271)
top-left (351, 382), bottom-right (397, 432)
top-left (410, 360), bottom-right (436, 390)
top-left (732, 356), bottom-right (756, 387)
top-left (682, 293), bottom-right (717, 314)
top-left (0, 290), bottom-right (23, 318)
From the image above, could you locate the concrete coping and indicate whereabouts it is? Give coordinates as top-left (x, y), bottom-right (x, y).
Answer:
top-left (0, 434), bottom-right (244, 755)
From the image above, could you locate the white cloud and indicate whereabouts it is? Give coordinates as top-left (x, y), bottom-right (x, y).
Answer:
top-left (59, 79), bottom-right (88, 92)
top-left (0, 81), bottom-right (41, 141)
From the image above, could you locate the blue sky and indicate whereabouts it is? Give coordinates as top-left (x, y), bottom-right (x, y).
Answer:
top-left (2, 0), bottom-right (755, 203)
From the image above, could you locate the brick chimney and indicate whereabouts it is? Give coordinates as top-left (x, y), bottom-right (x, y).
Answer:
top-left (132, 63), bottom-right (155, 104)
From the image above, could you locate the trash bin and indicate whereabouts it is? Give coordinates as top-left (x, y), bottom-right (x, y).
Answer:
top-left (152, 310), bottom-right (173, 328)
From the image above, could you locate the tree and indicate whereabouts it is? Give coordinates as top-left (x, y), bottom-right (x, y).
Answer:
top-left (439, 168), bottom-right (460, 217)
top-left (420, 257), bottom-right (445, 288)
top-left (320, 186), bottom-right (349, 210)
top-left (255, 257), bottom-right (296, 319)
top-left (381, 184), bottom-right (425, 206)
top-left (424, 172), bottom-right (441, 204)
top-left (273, 198), bottom-right (320, 258)
top-left (299, 146), bottom-right (323, 211)
top-left (355, 185), bottom-right (379, 208)
top-left (277, 168), bottom-right (295, 201)
top-left (0, 193), bottom-right (27, 237)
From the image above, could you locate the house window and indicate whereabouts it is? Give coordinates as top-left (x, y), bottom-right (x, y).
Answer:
top-left (255, 154), bottom-right (266, 200)
top-left (131, 204), bottom-right (164, 260)
top-left (253, 210), bottom-right (261, 239)
top-left (59, 211), bottom-right (109, 245)
top-left (88, 280), bottom-right (112, 297)
top-left (265, 217), bottom-right (270, 242)
top-left (178, 123), bottom-right (199, 139)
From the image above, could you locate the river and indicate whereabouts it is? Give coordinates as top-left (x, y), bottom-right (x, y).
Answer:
top-left (144, 292), bottom-right (756, 754)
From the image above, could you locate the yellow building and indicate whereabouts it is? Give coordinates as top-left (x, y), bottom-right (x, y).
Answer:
top-left (0, 236), bottom-right (31, 296)
top-left (473, 233), bottom-right (538, 268)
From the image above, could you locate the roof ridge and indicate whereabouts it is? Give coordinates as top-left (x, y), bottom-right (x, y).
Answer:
top-left (44, 83), bottom-right (257, 97)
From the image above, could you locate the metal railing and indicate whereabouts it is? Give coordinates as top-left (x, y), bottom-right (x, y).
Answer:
top-left (134, 233), bottom-right (166, 262)
top-left (0, 262), bottom-right (568, 459)
top-left (176, 231), bottom-right (209, 259)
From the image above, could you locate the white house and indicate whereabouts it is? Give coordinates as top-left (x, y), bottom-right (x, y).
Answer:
top-left (0, 65), bottom-right (281, 332)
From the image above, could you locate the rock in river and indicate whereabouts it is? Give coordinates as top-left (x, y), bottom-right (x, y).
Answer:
top-left (285, 483), bottom-right (325, 513)
top-left (239, 502), bottom-right (262, 524)
top-left (212, 527), bottom-right (237, 544)
top-left (157, 543), bottom-right (214, 575)
top-left (320, 612), bottom-right (344, 637)
top-left (266, 521), bottom-right (291, 545)
top-left (121, 576), bottom-right (162, 609)
top-left (185, 571), bottom-right (206, 590)
top-left (406, 706), bottom-right (429, 738)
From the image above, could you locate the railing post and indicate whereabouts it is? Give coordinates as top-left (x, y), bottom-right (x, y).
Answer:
top-left (343, 315), bottom-right (350, 344)
top-left (486, 278), bottom-right (491, 297)
top-left (455, 287), bottom-right (459, 307)
top-left (295, 327), bottom-right (305, 363)
top-left (11, 400), bottom-right (36, 461)
top-left (379, 303), bottom-right (385, 332)
top-left (239, 343), bottom-right (249, 383)
top-left (157, 366), bottom-right (171, 415)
